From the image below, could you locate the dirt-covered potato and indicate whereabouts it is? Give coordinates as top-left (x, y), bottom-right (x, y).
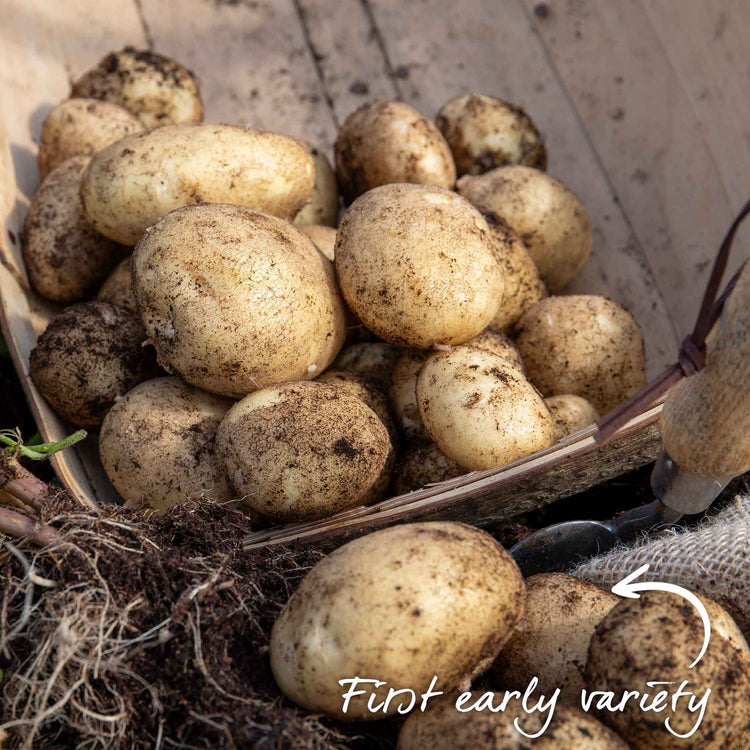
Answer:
top-left (492, 573), bottom-right (617, 702)
top-left (389, 331), bottom-right (524, 444)
top-left (270, 522), bottom-right (525, 719)
top-left (96, 257), bottom-right (137, 316)
top-left (132, 204), bottom-right (345, 398)
top-left (585, 592), bottom-right (750, 749)
top-left (393, 442), bottom-right (465, 494)
top-left (37, 98), bottom-right (142, 179)
top-left (81, 124), bottom-right (315, 245)
top-left (545, 394), bottom-right (600, 441)
top-left (216, 381), bottom-right (389, 521)
top-left (299, 224), bottom-right (336, 262)
top-left (457, 166), bottom-right (592, 292)
top-left (417, 347), bottom-right (554, 470)
top-left (99, 377), bottom-right (233, 514)
top-left (484, 211), bottom-right (548, 331)
top-left (335, 100), bottom-right (456, 202)
top-left (335, 183), bottom-right (503, 348)
top-left (29, 302), bottom-right (158, 428)
top-left (22, 156), bottom-right (128, 302)
top-left (318, 369), bottom-right (397, 504)
top-left (398, 695), bottom-right (628, 749)
top-left (332, 342), bottom-right (401, 393)
top-left (435, 94), bottom-right (547, 176)
top-left (71, 47), bottom-right (203, 128)
top-left (515, 295), bottom-right (646, 413)
top-left (292, 143), bottom-right (339, 227)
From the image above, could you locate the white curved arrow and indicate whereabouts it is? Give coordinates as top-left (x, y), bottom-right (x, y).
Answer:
top-left (611, 563), bottom-right (711, 668)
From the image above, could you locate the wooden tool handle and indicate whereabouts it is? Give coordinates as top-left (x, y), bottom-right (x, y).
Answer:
top-left (661, 261), bottom-right (750, 479)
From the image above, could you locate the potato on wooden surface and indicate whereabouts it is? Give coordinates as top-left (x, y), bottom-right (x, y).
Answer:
top-left (270, 522), bottom-right (524, 719)
top-left (81, 124), bottom-right (315, 245)
top-left (96, 256), bottom-right (137, 316)
top-left (132, 204), bottom-right (346, 398)
top-left (335, 183), bottom-right (503, 349)
top-left (436, 94), bottom-right (547, 176)
top-left (23, 156), bottom-right (128, 302)
top-left (331, 342), bottom-right (401, 393)
top-left (216, 381), bottom-right (389, 521)
top-left (99, 377), bottom-right (233, 514)
top-left (292, 143), bottom-right (339, 227)
top-left (398, 695), bottom-right (628, 749)
top-left (515, 295), bottom-right (646, 413)
top-left (71, 46), bottom-right (203, 128)
top-left (545, 394), bottom-right (600, 442)
top-left (336, 100), bottom-right (456, 202)
top-left (299, 224), bottom-right (336, 262)
top-left (585, 592), bottom-right (750, 749)
top-left (393, 441), bottom-right (465, 494)
top-left (492, 573), bottom-right (617, 702)
top-left (458, 165), bottom-right (591, 292)
top-left (417, 347), bottom-right (554, 471)
top-left (37, 98), bottom-right (142, 179)
top-left (29, 302), bottom-right (158, 428)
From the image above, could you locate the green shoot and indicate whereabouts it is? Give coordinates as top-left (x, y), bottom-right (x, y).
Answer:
top-left (0, 428), bottom-right (87, 461)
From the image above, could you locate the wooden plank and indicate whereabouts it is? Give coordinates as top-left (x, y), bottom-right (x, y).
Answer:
top-left (517, 0), bottom-right (748, 335)
top-left (339, 0), bottom-right (679, 377)
top-left (138, 0), bottom-right (338, 153)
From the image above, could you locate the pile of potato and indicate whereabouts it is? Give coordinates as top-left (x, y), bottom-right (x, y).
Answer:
top-left (26, 48), bottom-right (647, 524)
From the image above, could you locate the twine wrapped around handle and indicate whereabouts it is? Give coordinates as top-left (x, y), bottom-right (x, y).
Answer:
top-left (595, 198), bottom-right (750, 443)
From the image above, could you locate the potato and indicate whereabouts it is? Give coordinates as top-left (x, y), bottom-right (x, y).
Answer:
top-left (585, 591), bottom-right (750, 749)
top-left (81, 124), bottom-right (315, 245)
top-left (393, 442), bottom-right (465, 494)
top-left (22, 156), bottom-right (128, 302)
top-left (457, 166), bottom-right (592, 292)
top-left (545, 394), bottom-right (600, 442)
top-left (71, 47), bottom-right (203, 128)
top-left (270, 522), bottom-right (525, 719)
top-left (37, 98), bottom-right (142, 179)
top-left (335, 100), bottom-right (456, 202)
top-left (99, 377), bottom-right (232, 514)
top-left (484, 211), bottom-right (548, 331)
top-left (96, 257), bottom-right (137, 316)
top-left (492, 573), bottom-right (618, 702)
top-left (132, 204), bottom-right (346, 398)
top-left (292, 143), bottom-right (339, 227)
top-left (335, 183), bottom-right (503, 348)
top-left (318, 369), bottom-right (397, 504)
top-left (29, 302), bottom-right (158, 428)
top-left (515, 295), bottom-right (647, 413)
top-left (299, 224), bottom-right (336, 262)
top-left (389, 331), bottom-right (524, 443)
top-left (332, 342), bottom-right (401, 393)
top-left (435, 94), bottom-right (547, 176)
top-left (417, 347), bottom-right (554, 470)
top-left (398, 695), bottom-right (628, 749)
top-left (216, 381), bottom-right (390, 521)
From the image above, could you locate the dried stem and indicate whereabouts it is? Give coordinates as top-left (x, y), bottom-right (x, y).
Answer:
top-left (0, 505), bottom-right (59, 546)
top-left (0, 452), bottom-right (53, 512)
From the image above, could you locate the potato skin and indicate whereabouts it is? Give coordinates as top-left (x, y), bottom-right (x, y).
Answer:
top-left (393, 442), bottom-right (465, 494)
top-left (545, 394), bottom-right (600, 442)
top-left (132, 204), bottom-right (346, 398)
top-left (23, 156), bottom-right (128, 302)
top-left (38, 98), bottom-right (142, 179)
top-left (81, 124), bottom-right (315, 245)
top-left (585, 592), bottom-right (750, 749)
top-left (299, 224), bottom-right (336, 262)
top-left (292, 143), bottom-right (339, 227)
top-left (492, 573), bottom-right (617, 702)
top-left (71, 47), bottom-right (203, 128)
top-left (457, 166), bottom-right (591, 292)
top-left (270, 522), bottom-right (525, 719)
top-left (398, 695), bottom-right (628, 749)
top-left (335, 183), bottom-right (503, 348)
top-left (336, 100), bottom-right (456, 202)
top-left (435, 94), bottom-right (547, 176)
top-left (96, 257), bottom-right (137, 316)
top-left (515, 295), bottom-right (646, 413)
top-left (216, 381), bottom-right (389, 521)
top-left (99, 377), bottom-right (233, 514)
top-left (417, 347), bottom-right (554, 471)
top-left (29, 302), bottom-right (158, 428)
top-left (484, 211), bottom-right (548, 331)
